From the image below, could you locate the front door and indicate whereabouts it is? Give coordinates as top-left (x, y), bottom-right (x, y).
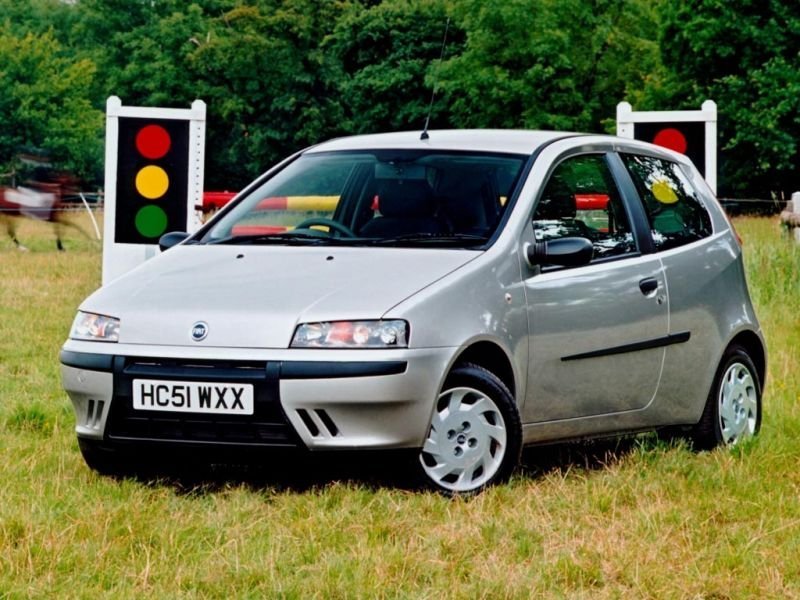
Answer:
top-left (522, 153), bottom-right (668, 423)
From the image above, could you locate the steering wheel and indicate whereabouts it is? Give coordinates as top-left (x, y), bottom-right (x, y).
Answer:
top-left (293, 217), bottom-right (356, 238)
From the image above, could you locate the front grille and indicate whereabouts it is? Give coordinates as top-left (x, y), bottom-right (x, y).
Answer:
top-left (106, 357), bottom-right (298, 447)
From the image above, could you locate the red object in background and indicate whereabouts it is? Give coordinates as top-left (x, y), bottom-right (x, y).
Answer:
top-left (652, 128), bottom-right (688, 154)
top-left (202, 190), bottom-right (236, 212)
top-left (256, 197), bottom-right (289, 210)
top-left (574, 193), bottom-right (609, 210)
top-left (230, 224), bottom-right (289, 236)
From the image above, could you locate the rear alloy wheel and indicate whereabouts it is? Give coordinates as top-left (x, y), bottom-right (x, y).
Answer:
top-left (693, 345), bottom-right (761, 450)
top-left (419, 363), bottom-right (521, 493)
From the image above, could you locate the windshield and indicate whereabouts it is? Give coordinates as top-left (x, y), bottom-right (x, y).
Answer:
top-left (202, 150), bottom-right (526, 247)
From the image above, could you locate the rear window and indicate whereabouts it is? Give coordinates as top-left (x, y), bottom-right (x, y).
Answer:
top-left (621, 154), bottom-right (712, 251)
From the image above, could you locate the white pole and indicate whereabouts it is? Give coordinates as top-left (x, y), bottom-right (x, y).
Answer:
top-left (616, 101), bottom-right (633, 138)
top-left (702, 99), bottom-right (717, 195)
top-left (79, 192), bottom-right (102, 239)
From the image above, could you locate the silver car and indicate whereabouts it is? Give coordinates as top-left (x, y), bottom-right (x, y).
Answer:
top-left (60, 130), bottom-right (766, 493)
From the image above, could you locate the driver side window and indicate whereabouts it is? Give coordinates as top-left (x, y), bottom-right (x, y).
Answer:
top-left (532, 154), bottom-right (637, 262)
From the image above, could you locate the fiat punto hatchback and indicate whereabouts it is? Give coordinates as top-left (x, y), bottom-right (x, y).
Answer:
top-left (61, 130), bottom-right (766, 493)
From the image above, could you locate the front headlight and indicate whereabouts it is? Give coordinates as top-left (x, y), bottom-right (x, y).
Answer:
top-left (291, 320), bottom-right (408, 348)
top-left (69, 311), bottom-right (120, 342)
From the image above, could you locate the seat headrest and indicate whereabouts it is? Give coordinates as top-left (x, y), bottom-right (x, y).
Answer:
top-left (377, 180), bottom-right (434, 218)
top-left (536, 178), bottom-right (576, 220)
top-left (435, 171), bottom-right (490, 230)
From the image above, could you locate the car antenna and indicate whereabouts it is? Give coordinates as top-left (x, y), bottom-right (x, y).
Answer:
top-left (420, 17), bottom-right (451, 141)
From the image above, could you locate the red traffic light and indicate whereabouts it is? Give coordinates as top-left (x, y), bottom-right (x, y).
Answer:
top-left (652, 128), bottom-right (688, 154)
top-left (135, 124), bottom-right (172, 160)
top-left (633, 121), bottom-right (705, 177)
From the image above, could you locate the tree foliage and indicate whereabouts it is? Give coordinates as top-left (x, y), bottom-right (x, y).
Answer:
top-left (0, 0), bottom-right (796, 196)
top-left (437, 0), bottom-right (663, 133)
top-left (323, 0), bottom-right (458, 134)
top-left (0, 26), bottom-right (102, 181)
top-left (658, 0), bottom-right (800, 196)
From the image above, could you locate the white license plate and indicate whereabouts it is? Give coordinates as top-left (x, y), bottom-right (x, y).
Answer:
top-left (132, 379), bottom-right (254, 415)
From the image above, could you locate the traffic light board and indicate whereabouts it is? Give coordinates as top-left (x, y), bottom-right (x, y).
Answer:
top-left (616, 101), bottom-right (717, 193)
top-left (114, 117), bottom-right (190, 244)
top-left (633, 121), bottom-right (706, 177)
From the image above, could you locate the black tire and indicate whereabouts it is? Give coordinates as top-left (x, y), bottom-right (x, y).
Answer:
top-left (692, 345), bottom-right (762, 450)
top-left (417, 362), bottom-right (522, 494)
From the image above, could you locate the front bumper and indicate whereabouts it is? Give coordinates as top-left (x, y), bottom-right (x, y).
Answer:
top-left (60, 341), bottom-right (455, 451)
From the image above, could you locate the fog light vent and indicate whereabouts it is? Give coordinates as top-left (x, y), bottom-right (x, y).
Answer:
top-left (315, 409), bottom-right (340, 437)
top-left (296, 409), bottom-right (319, 437)
top-left (295, 409), bottom-right (340, 438)
top-left (84, 399), bottom-right (105, 429)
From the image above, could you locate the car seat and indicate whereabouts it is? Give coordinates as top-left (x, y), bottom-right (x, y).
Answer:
top-left (359, 179), bottom-right (442, 237)
top-left (435, 170), bottom-right (497, 236)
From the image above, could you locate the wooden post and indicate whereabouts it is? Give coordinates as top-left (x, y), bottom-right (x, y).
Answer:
top-left (779, 191), bottom-right (800, 242)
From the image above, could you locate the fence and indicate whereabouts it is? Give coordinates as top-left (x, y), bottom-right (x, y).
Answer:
top-left (718, 197), bottom-right (787, 216)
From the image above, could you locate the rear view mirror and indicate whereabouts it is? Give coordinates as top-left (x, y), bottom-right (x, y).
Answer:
top-left (159, 231), bottom-right (191, 252)
top-left (374, 163), bottom-right (427, 180)
top-left (525, 236), bottom-right (593, 268)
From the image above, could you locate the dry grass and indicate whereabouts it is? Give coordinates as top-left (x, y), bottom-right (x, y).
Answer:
top-left (1, 214), bottom-right (799, 598)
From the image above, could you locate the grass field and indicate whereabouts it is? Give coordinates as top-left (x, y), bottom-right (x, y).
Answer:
top-left (1, 213), bottom-right (799, 598)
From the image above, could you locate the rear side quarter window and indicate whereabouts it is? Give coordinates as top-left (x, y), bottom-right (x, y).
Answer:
top-left (621, 154), bottom-right (712, 251)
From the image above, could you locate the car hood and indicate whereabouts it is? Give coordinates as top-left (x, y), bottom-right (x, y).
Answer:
top-left (81, 245), bottom-right (479, 348)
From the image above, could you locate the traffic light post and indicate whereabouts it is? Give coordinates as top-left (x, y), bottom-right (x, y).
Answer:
top-left (102, 96), bottom-right (206, 284)
top-left (616, 100), bottom-right (717, 194)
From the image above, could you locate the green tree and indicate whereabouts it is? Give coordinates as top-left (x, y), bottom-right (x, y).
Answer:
top-left (0, 0), bottom-right (78, 42)
top-left (190, 1), bottom-right (346, 187)
top-left (658, 0), bottom-right (800, 196)
top-left (74, 1), bottom-right (345, 187)
top-left (0, 27), bottom-right (102, 181)
top-left (437, 0), bottom-right (662, 132)
top-left (323, 0), bottom-right (459, 134)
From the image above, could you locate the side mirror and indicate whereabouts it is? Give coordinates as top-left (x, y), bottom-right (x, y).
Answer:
top-left (158, 231), bottom-right (191, 252)
top-left (525, 236), bottom-right (593, 268)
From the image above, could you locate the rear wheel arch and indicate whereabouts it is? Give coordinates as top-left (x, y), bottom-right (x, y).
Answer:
top-left (728, 330), bottom-right (766, 390)
top-left (692, 343), bottom-right (761, 449)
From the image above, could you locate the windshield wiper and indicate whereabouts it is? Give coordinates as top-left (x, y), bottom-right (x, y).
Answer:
top-left (365, 233), bottom-right (490, 246)
top-left (207, 232), bottom-right (335, 245)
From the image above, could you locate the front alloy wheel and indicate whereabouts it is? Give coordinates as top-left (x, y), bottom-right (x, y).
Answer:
top-left (419, 363), bottom-right (521, 493)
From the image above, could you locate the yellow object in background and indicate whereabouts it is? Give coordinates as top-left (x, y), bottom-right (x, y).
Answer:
top-left (651, 179), bottom-right (678, 204)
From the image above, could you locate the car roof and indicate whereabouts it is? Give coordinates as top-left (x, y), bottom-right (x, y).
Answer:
top-left (305, 129), bottom-right (584, 155)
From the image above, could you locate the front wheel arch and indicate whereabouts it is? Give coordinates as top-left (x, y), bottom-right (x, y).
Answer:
top-left (450, 341), bottom-right (517, 403)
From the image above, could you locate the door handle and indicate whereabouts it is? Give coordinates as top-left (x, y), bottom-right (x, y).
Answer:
top-left (639, 277), bottom-right (659, 296)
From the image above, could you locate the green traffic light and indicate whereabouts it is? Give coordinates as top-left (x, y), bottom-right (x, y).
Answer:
top-left (134, 204), bottom-right (168, 238)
